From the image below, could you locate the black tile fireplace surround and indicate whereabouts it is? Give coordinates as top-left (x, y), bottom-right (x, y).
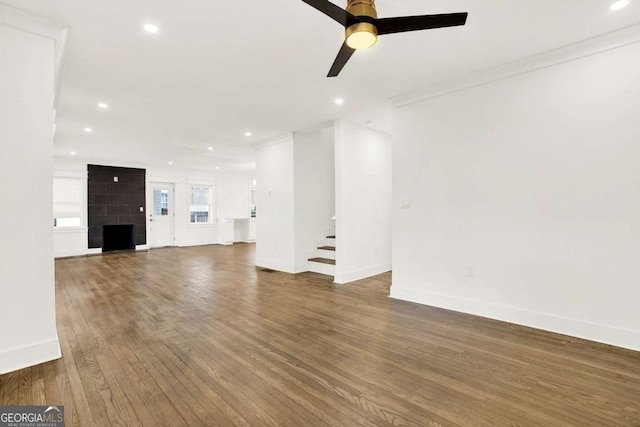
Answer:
top-left (88, 164), bottom-right (146, 249)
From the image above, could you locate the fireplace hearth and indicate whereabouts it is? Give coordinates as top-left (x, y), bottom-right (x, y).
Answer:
top-left (103, 224), bottom-right (135, 252)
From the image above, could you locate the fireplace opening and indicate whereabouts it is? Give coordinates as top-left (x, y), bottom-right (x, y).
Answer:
top-left (103, 224), bottom-right (135, 252)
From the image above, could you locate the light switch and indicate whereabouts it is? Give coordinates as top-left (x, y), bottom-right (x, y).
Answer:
top-left (114, 176), bottom-right (118, 182)
top-left (400, 198), bottom-right (411, 209)
top-left (139, 206), bottom-right (144, 212)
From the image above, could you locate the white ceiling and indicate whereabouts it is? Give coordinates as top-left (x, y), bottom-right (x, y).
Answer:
top-left (3, 0), bottom-right (639, 173)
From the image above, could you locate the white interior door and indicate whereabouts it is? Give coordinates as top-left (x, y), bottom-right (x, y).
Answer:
top-left (148, 183), bottom-right (175, 248)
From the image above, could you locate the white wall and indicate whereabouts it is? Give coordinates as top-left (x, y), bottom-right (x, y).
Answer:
top-left (293, 128), bottom-right (336, 271)
top-left (334, 120), bottom-right (392, 284)
top-left (53, 158), bottom-right (254, 256)
top-left (216, 173), bottom-right (253, 219)
top-left (0, 23), bottom-right (61, 373)
top-left (391, 40), bottom-right (640, 351)
top-left (255, 135), bottom-right (296, 272)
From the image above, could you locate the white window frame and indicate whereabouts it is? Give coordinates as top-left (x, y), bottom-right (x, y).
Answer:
top-left (53, 171), bottom-right (87, 230)
top-left (188, 184), bottom-right (214, 225)
top-left (249, 186), bottom-right (256, 218)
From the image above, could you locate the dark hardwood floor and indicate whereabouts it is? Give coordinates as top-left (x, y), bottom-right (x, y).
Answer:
top-left (1, 243), bottom-right (639, 426)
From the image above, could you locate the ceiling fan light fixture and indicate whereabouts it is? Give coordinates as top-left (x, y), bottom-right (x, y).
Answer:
top-left (345, 22), bottom-right (378, 49)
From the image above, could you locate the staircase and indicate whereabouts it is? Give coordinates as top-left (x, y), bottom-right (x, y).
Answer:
top-left (308, 234), bottom-right (336, 276)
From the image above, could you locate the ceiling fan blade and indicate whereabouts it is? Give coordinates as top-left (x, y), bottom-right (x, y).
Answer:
top-left (327, 42), bottom-right (356, 77)
top-left (376, 12), bottom-right (468, 35)
top-left (301, 0), bottom-right (359, 27)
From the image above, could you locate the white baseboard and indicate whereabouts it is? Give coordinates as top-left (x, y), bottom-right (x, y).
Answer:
top-left (390, 287), bottom-right (640, 352)
top-left (177, 242), bottom-right (215, 248)
top-left (56, 245), bottom-right (149, 258)
top-left (292, 263), bottom-right (311, 274)
top-left (255, 258), bottom-right (297, 274)
top-left (54, 250), bottom-right (88, 258)
top-left (0, 337), bottom-right (62, 375)
top-left (334, 263), bottom-right (391, 284)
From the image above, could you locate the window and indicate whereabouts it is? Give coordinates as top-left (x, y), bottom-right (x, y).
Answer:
top-left (250, 187), bottom-right (256, 218)
top-left (189, 185), bottom-right (212, 223)
top-left (154, 189), bottom-right (169, 216)
top-left (53, 177), bottom-right (83, 227)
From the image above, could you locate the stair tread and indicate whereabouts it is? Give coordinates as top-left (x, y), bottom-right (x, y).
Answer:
top-left (318, 246), bottom-right (336, 251)
top-left (308, 257), bottom-right (336, 265)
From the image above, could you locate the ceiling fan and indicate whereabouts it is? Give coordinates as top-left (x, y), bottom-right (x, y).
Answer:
top-left (301, 0), bottom-right (468, 77)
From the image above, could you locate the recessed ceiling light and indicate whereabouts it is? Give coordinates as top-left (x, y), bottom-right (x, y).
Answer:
top-left (215, 166), bottom-right (220, 170)
top-left (335, 98), bottom-right (345, 105)
top-left (144, 24), bottom-right (159, 33)
top-left (84, 127), bottom-right (93, 132)
top-left (245, 132), bottom-right (252, 137)
top-left (208, 146), bottom-right (214, 151)
top-left (610, 0), bottom-right (629, 10)
top-left (168, 161), bottom-right (173, 165)
top-left (98, 103), bottom-right (109, 109)
top-left (70, 151), bottom-right (77, 156)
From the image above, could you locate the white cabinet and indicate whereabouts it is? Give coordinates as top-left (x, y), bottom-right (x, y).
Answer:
top-left (230, 218), bottom-right (256, 243)
top-left (218, 219), bottom-right (234, 245)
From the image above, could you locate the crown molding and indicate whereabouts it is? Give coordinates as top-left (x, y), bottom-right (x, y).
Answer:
top-left (0, 5), bottom-right (69, 103)
top-left (253, 133), bottom-right (294, 150)
top-left (392, 23), bottom-right (640, 108)
top-left (335, 118), bottom-right (392, 138)
top-left (294, 121), bottom-right (334, 135)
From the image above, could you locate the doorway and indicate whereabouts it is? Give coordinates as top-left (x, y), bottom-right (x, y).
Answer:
top-left (148, 182), bottom-right (175, 248)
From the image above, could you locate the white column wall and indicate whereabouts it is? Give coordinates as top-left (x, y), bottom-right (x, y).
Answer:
top-left (255, 135), bottom-right (296, 272)
top-left (0, 23), bottom-right (61, 373)
top-left (334, 120), bottom-right (392, 284)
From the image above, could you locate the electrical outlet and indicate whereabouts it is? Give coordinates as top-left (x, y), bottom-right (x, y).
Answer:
top-left (466, 265), bottom-right (475, 279)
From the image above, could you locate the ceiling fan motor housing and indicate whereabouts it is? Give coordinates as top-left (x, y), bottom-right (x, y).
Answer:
top-left (345, 0), bottom-right (378, 49)
top-left (346, 0), bottom-right (377, 19)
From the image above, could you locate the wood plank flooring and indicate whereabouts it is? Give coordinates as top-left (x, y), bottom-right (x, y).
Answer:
top-left (1, 243), bottom-right (639, 426)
